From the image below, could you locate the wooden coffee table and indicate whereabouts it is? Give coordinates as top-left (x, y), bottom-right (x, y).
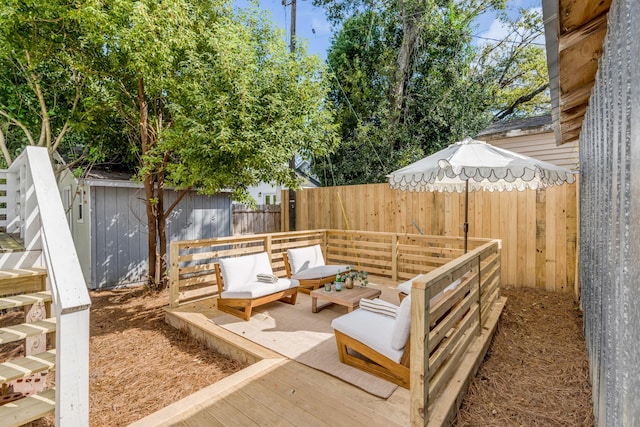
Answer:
top-left (310, 286), bottom-right (382, 313)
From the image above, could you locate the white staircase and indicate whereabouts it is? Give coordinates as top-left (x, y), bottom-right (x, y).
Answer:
top-left (0, 147), bottom-right (90, 426)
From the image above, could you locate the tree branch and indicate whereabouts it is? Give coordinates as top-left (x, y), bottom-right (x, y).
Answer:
top-left (24, 50), bottom-right (51, 148)
top-left (0, 127), bottom-right (12, 166)
top-left (492, 83), bottom-right (549, 122)
top-left (51, 74), bottom-right (86, 153)
top-left (164, 186), bottom-right (193, 217)
top-left (0, 110), bottom-right (36, 146)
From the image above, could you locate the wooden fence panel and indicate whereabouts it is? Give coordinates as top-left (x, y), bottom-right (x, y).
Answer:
top-left (232, 204), bottom-right (280, 235)
top-left (294, 182), bottom-right (578, 292)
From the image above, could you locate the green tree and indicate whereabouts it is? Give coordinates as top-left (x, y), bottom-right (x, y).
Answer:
top-left (313, 1), bottom-right (498, 185)
top-left (0, 0), bottom-right (100, 167)
top-left (94, 1), bottom-right (337, 289)
top-left (477, 8), bottom-right (549, 120)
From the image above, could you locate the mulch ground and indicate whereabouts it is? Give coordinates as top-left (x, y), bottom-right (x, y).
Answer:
top-left (87, 287), bottom-right (247, 426)
top-left (455, 287), bottom-right (594, 426)
top-left (2, 285), bottom-right (593, 426)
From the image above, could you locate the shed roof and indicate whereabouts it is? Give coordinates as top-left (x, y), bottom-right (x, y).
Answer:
top-left (477, 115), bottom-right (552, 140)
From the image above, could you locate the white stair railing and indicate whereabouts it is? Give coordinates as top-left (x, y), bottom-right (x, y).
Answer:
top-left (6, 146), bottom-right (91, 426)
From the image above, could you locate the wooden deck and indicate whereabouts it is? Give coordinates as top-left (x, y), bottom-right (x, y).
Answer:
top-left (0, 233), bottom-right (24, 252)
top-left (131, 278), bottom-right (411, 426)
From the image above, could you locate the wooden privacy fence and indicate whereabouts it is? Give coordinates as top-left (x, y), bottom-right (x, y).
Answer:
top-left (292, 182), bottom-right (577, 292)
top-left (232, 204), bottom-right (281, 235)
top-left (169, 229), bottom-right (492, 307)
top-left (169, 230), bottom-right (503, 426)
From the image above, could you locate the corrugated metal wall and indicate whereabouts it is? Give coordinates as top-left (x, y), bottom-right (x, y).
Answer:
top-left (91, 186), bottom-right (231, 289)
top-left (579, 0), bottom-right (640, 425)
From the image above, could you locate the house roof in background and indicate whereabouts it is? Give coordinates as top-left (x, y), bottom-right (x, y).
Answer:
top-left (543, 0), bottom-right (611, 145)
top-left (477, 115), bottom-right (552, 140)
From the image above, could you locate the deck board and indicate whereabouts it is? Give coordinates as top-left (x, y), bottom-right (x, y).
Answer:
top-left (132, 278), bottom-right (410, 427)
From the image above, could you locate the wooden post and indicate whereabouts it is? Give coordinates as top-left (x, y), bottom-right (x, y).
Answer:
top-left (391, 234), bottom-right (398, 281)
top-left (475, 256), bottom-right (482, 334)
top-left (281, 189), bottom-right (289, 232)
top-left (169, 243), bottom-right (180, 308)
top-left (265, 235), bottom-right (272, 260)
top-left (410, 283), bottom-right (430, 426)
top-left (56, 309), bottom-right (90, 426)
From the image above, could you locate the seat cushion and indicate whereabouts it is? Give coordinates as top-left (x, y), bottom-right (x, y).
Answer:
top-left (219, 252), bottom-right (274, 292)
top-left (391, 295), bottom-right (411, 350)
top-left (331, 308), bottom-right (405, 363)
top-left (397, 275), bottom-right (463, 303)
top-left (220, 278), bottom-right (299, 299)
top-left (291, 265), bottom-right (349, 280)
top-left (287, 245), bottom-right (326, 274)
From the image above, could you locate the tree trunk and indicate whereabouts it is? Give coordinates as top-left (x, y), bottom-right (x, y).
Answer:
top-left (157, 162), bottom-right (168, 289)
top-left (389, 0), bottom-right (422, 132)
top-left (138, 76), bottom-right (158, 288)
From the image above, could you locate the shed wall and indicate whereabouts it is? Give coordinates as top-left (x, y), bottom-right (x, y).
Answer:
top-left (90, 186), bottom-right (231, 289)
top-left (579, 0), bottom-right (640, 425)
top-left (485, 132), bottom-right (579, 170)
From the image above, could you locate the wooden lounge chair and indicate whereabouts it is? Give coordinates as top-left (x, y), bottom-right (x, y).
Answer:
top-left (283, 244), bottom-right (350, 294)
top-left (331, 296), bottom-right (411, 388)
top-left (214, 252), bottom-right (299, 321)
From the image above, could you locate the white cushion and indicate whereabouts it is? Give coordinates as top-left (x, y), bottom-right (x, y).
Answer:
top-left (397, 277), bottom-right (414, 295)
top-left (287, 245), bottom-right (326, 274)
top-left (291, 265), bottom-right (349, 280)
top-left (397, 275), bottom-right (464, 303)
top-left (391, 295), bottom-right (411, 350)
top-left (221, 278), bottom-right (299, 299)
top-left (219, 252), bottom-right (274, 292)
top-left (331, 308), bottom-right (405, 363)
top-left (359, 298), bottom-right (398, 318)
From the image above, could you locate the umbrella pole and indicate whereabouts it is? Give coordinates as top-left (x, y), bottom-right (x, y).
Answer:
top-left (464, 179), bottom-right (469, 254)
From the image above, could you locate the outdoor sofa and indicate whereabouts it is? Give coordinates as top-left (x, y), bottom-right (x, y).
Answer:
top-left (283, 244), bottom-right (350, 294)
top-left (214, 251), bottom-right (298, 321)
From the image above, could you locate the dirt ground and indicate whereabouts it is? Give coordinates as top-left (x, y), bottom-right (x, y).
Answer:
top-left (2, 285), bottom-right (593, 426)
top-left (455, 287), bottom-right (594, 426)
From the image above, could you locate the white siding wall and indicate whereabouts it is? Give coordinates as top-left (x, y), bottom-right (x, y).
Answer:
top-left (485, 132), bottom-right (580, 170)
top-left (58, 170), bottom-right (92, 286)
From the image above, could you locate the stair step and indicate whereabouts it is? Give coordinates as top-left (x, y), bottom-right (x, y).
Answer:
top-left (0, 318), bottom-right (56, 345)
top-left (0, 268), bottom-right (47, 297)
top-left (0, 388), bottom-right (55, 427)
top-left (0, 291), bottom-right (52, 311)
top-left (0, 350), bottom-right (56, 385)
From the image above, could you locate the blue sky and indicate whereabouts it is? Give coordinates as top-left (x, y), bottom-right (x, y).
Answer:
top-left (234, 0), bottom-right (542, 60)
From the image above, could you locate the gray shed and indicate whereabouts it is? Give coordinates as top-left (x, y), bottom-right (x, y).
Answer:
top-left (58, 169), bottom-right (232, 289)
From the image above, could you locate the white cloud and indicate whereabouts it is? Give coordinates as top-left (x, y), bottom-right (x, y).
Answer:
top-left (480, 18), bottom-right (510, 44)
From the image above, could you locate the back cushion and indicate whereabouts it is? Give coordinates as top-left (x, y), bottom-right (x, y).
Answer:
top-left (219, 252), bottom-right (273, 291)
top-left (287, 244), bottom-right (326, 274)
top-left (391, 295), bottom-right (411, 350)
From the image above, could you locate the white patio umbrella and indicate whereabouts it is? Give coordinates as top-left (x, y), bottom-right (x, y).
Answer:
top-left (388, 136), bottom-right (576, 253)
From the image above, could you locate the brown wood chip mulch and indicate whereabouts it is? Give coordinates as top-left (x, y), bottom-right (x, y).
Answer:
top-left (455, 287), bottom-right (594, 426)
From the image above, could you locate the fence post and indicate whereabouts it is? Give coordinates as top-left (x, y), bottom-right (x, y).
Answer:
top-left (281, 189), bottom-right (289, 232)
top-left (169, 243), bottom-right (180, 308)
top-left (410, 283), bottom-right (430, 426)
top-left (265, 235), bottom-right (272, 259)
top-left (475, 256), bottom-right (482, 334)
top-left (392, 234), bottom-right (398, 281)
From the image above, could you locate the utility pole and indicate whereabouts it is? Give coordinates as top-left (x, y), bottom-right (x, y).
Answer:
top-left (285, 0), bottom-right (297, 231)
